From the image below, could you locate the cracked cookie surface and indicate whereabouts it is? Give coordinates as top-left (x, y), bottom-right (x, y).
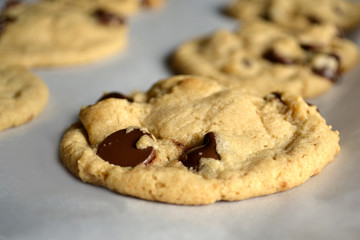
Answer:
top-left (0, 66), bottom-right (48, 131)
top-left (226, 0), bottom-right (360, 31)
top-left (0, 0), bottom-right (127, 67)
top-left (61, 75), bottom-right (340, 205)
top-left (172, 21), bottom-right (359, 98)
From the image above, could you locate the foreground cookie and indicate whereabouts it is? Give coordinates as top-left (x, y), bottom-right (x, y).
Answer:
top-left (226, 0), bottom-right (360, 31)
top-left (0, 0), bottom-right (127, 67)
top-left (0, 66), bottom-right (49, 131)
top-left (172, 21), bottom-right (359, 98)
top-left (61, 75), bottom-right (340, 205)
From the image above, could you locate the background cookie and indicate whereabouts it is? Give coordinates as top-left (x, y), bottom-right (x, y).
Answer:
top-left (0, 0), bottom-right (127, 67)
top-left (226, 0), bottom-right (360, 31)
top-left (172, 21), bottom-right (359, 98)
top-left (61, 75), bottom-right (340, 205)
top-left (45, 0), bottom-right (165, 16)
top-left (0, 66), bottom-right (49, 131)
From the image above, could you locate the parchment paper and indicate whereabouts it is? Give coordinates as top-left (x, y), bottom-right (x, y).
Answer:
top-left (1, 0), bottom-right (360, 239)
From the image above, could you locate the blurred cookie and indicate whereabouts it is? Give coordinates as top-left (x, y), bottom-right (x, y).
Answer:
top-left (172, 21), bottom-right (359, 98)
top-left (226, 0), bottom-right (360, 31)
top-left (61, 75), bottom-right (340, 205)
top-left (0, 0), bottom-right (127, 67)
top-left (45, 0), bottom-right (165, 16)
top-left (0, 66), bottom-right (48, 131)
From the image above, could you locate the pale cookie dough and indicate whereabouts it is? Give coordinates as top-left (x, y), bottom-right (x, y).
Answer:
top-left (0, 66), bottom-right (49, 131)
top-left (45, 0), bottom-right (165, 16)
top-left (61, 75), bottom-right (340, 205)
top-left (226, 0), bottom-right (360, 31)
top-left (172, 21), bottom-right (359, 98)
top-left (0, 0), bottom-right (127, 67)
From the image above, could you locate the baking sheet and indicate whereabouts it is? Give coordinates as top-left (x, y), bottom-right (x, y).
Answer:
top-left (1, 0), bottom-right (360, 239)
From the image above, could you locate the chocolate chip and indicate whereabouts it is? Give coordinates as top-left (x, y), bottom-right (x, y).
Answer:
top-left (181, 132), bottom-right (220, 171)
top-left (260, 6), bottom-right (272, 21)
top-left (97, 92), bottom-right (133, 102)
top-left (311, 53), bottom-right (341, 83)
top-left (263, 49), bottom-right (295, 65)
top-left (307, 16), bottom-right (321, 24)
top-left (261, 12), bottom-right (271, 21)
top-left (93, 9), bottom-right (125, 26)
top-left (4, 0), bottom-right (21, 9)
top-left (0, 16), bottom-right (16, 35)
top-left (97, 129), bottom-right (156, 167)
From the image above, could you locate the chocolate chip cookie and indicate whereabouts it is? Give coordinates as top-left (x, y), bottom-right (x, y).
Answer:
top-left (0, 0), bottom-right (127, 67)
top-left (226, 0), bottom-right (360, 31)
top-left (0, 66), bottom-right (49, 131)
top-left (172, 21), bottom-right (359, 98)
top-left (60, 75), bottom-right (340, 205)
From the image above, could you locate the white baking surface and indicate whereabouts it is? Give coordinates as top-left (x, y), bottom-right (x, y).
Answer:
top-left (1, 0), bottom-right (360, 239)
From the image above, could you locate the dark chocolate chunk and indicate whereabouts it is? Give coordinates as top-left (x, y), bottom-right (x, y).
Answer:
top-left (181, 132), bottom-right (220, 171)
top-left (97, 92), bottom-right (133, 102)
top-left (97, 129), bottom-right (156, 167)
top-left (93, 9), bottom-right (125, 26)
top-left (263, 49), bottom-right (295, 65)
top-left (312, 54), bottom-right (341, 83)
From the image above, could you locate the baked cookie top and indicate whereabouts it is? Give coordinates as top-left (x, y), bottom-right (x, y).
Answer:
top-left (45, 0), bottom-right (164, 16)
top-left (61, 75), bottom-right (340, 205)
top-left (226, 0), bottom-right (360, 31)
top-left (0, 66), bottom-right (49, 131)
top-left (0, 0), bottom-right (127, 67)
top-left (172, 21), bottom-right (359, 98)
